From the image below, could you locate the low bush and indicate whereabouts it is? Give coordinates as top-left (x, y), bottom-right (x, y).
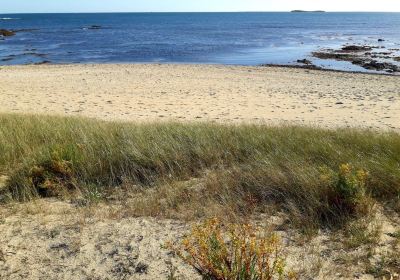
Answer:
top-left (167, 218), bottom-right (296, 280)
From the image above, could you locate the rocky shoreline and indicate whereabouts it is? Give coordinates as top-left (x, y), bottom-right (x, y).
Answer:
top-left (310, 44), bottom-right (400, 73)
top-left (0, 27), bottom-right (101, 65)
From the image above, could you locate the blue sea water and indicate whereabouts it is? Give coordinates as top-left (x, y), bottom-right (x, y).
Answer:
top-left (1, 12), bottom-right (400, 71)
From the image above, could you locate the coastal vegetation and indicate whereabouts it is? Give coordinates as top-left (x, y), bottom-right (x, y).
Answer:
top-left (168, 218), bottom-right (293, 279)
top-left (0, 113), bottom-right (399, 230)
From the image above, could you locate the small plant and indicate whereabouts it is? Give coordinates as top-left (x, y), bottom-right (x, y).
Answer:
top-left (83, 184), bottom-right (104, 204)
top-left (321, 163), bottom-right (372, 222)
top-left (344, 219), bottom-right (381, 249)
top-left (29, 152), bottom-right (77, 198)
top-left (336, 163), bottom-right (368, 202)
top-left (168, 218), bottom-right (294, 280)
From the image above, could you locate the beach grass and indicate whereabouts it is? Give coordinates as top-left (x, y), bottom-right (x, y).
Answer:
top-left (0, 113), bottom-right (399, 228)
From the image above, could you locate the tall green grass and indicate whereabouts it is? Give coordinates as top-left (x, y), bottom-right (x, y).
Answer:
top-left (0, 113), bottom-right (399, 226)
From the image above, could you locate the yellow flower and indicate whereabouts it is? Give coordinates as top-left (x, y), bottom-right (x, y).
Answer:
top-left (339, 163), bottom-right (352, 175)
top-left (356, 169), bottom-right (368, 183)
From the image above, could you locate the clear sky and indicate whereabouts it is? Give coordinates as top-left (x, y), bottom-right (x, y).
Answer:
top-left (2, 0), bottom-right (400, 13)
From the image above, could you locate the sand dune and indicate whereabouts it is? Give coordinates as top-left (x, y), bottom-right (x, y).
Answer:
top-left (0, 64), bottom-right (399, 130)
top-left (1, 199), bottom-right (399, 279)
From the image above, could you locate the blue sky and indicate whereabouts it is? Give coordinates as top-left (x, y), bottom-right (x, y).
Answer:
top-left (2, 0), bottom-right (400, 13)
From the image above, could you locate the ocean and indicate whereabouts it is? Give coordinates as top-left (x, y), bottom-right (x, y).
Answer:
top-left (1, 12), bottom-right (400, 72)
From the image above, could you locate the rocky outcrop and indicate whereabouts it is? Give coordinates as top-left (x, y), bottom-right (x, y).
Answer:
top-left (297, 59), bottom-right (312, 65)
top-left (312, 51), bottom-right (355, 61)
top-left (0, 29), bottom-right (15, 36)
top-left (341, 45), bottom-right (373, 52)
top-left (352, 60), bottom-right (399, 72)
top-left (312, 44), bottom-right (400, 73)
top-left (0, 28), bottom-right (39, 37)
top-left (87, 25), bottom-right (102, 30)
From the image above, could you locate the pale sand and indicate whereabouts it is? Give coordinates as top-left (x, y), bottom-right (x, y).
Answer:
top-left (0, 64), bottom-right (399, 130)
top-left (1, 199), bottom-right (399, 279)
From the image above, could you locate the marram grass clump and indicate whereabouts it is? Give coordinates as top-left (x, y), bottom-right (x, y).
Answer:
top-left (0, 113), bottom-right (399, 227)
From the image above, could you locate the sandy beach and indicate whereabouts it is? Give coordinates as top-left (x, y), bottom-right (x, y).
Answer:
top-left (1, 64), bottom-right (400, 279)
top-left (2, 7), bottom-right (400, 280)
top-left (0, 64), bottom-right (399, 130)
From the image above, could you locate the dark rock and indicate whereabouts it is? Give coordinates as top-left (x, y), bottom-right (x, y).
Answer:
top-left (0, 29), bottom-right (15, 36)
top-left (312, 44), bottom-right (399, 74)
top-left (34, 60), bottom-right (51, 65)
top-left (0, 28), bottom-right (38, 38)
top-left (376, 51), bottom-right (391, 55)
top-left (353, 60), bottom-right (399, 72)
top-left (1, 57), bottom-right (14, 62)
top-left (335, 102), bottom-right (344, 105)
top-left (1, 55), bottom-right (16, 62)
top-left (341, 45), bottom-right (372, 52)
top-left (87, 25), bottom-right (102, 30)
top-left (378, 39), bottom-right (385, 42)
top-left (312, 51), bottom-right (355, 61)
top-left (351, 59), bottom-right (365, 66)
top-left (364, 61), bottom-right (392, 71)
top-left (297, 59), bottom-right (312, 65)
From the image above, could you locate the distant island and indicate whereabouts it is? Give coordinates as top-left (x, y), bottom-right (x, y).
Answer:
top-left (291, 10), bottom-right (326, 13)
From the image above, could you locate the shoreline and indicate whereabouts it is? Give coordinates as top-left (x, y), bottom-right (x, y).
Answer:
top-left (261, 63), bottom-right (400, 76)
top-left (5, 61), bottom-right (400, 77)
top-left (0, 64), bottom-right (399, 130)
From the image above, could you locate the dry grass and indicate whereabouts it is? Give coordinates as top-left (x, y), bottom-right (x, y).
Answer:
top-left (0, 113), bottom-right (399, 229)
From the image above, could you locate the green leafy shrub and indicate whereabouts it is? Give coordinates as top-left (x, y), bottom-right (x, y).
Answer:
top-left (6, 152), bottom-right (77, 200)
top-left (320, 164), bottom-right (373, 223)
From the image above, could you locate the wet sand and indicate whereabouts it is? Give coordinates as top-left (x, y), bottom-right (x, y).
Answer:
top-left (0, 64), bottom-right (399, 130)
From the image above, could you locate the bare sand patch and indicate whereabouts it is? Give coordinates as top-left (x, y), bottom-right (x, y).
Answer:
top-left (0, 199), bottom-right (399, 279)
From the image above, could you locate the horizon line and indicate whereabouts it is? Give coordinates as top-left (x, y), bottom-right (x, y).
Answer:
top-left (1, 11), bottom-right (400, 14)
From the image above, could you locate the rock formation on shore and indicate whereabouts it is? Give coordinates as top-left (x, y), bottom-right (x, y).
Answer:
top-left (0, 29), bottom-right (15, 37)
top-left (312, 44), bottom-right (400, 73)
